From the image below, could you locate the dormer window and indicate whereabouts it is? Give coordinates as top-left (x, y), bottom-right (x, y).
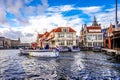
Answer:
top-left (62, 28), bottom-right (68, 32)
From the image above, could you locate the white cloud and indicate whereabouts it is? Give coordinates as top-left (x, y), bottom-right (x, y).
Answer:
top-left (0, 8), bottom-right (6, 24)
top-left (47, 5), bottom-right (74, 13)
top-left (0, 0), bottom-right (49, 25)
top-left (0, 13), bottom-right (83, 43)
top-left (87, 6), bottom-right (120, 28)
top-left (78, 6), bottom-right (103, 14)
top-left (0, 2), bottom-right (120, 43)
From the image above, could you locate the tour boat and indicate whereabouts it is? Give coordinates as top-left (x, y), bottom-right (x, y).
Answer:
top-left (19, 48), bottom-right (59, 57)
top-left (29, 51), bottom-right (59, 57)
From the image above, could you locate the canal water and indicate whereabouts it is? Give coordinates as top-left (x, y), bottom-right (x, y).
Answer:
top-left (0, 50), bottom-right (120, 80)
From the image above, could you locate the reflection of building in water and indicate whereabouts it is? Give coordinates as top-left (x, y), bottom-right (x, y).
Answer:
top-left (80, 16), bottom-right (103, 47)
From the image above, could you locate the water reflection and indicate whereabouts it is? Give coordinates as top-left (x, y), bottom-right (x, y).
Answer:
top-left (0, 50), bottom-right (120, 79)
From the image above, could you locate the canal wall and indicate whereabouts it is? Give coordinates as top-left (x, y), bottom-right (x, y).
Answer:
top-left (101, 48), bottom-right (120, 60)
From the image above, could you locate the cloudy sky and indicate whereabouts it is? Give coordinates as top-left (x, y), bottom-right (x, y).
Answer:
top-left (0, 0), bottom-right (120, 43)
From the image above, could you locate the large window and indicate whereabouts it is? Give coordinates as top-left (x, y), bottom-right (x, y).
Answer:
top-left (88, 42), bottom-right (92, 47)
top-left (98, 42), bottom-right (103, 46)
top-left (58, 33), bottom-right (64, 38)
top-left (67, 34), bottom-right (73, 38)
top-left (98, 35), bottom-right (102, 40)
top-left (67, 40), bottom-right (73, 45)
top-left (93, 35), bottom-right (97, 40)
top-left (93, 42), bottom-right (97, 47)
top-left (58, 40), bottom-right (64, 45)
top-left (87, 35), bottom-right (92, 41)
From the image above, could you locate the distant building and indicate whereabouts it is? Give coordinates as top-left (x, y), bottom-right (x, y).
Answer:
top-left (11, 38), bottom-right (21, 48)
top-left (0, 37), bottom-right (5, 48)
top-left (19, 43), bottom-right (31, 48)
top-left (0, 37), bottom-right (21, 49)
top-left (80, 16), bottom-right (103, 47)
top-left (4, 38), bottom-right (11, 48)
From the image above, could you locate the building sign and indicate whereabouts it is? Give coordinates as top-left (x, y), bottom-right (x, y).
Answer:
top-left (89, 29), bottom-right (101, 32)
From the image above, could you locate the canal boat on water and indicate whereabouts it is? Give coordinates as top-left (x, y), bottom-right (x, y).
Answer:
top-left (19, 48), bottom-right (60, 57)
top-left (92, 46), bottom-right (102, 52)
top-left (68, 46), bottom-right (80, 52)
top-left (59, 46), bottom-right (69, 52)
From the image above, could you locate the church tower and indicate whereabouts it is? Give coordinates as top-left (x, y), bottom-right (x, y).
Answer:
top-left (92, 16), bottom-right (98, 26)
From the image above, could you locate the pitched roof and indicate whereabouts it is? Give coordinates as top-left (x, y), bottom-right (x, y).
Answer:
top-left (38, 34), bottom-right (44, 38)
top-left (44, 32), bottom-right (49, 37)
top-left (51, 27), bottom-right (76, 32)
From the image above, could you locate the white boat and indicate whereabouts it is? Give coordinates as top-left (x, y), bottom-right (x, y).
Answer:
top-left (20, 49), bottom-right (52, 53)
top-left (59, 46), bottom-right (69, 52)
top-left (19, 48), bottom-right (59, 57)
top-left (69, 46), bottom-right (80, 52)
top-left (29, 51), bottom-right (59, 57)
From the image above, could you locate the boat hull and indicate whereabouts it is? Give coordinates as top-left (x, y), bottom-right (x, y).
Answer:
top-left (19, 49), bottom-right (59, 57)
top-left (29, 51), bottom-right (59, 57)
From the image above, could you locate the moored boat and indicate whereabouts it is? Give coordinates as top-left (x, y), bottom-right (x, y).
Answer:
top-left (93, 46), bottom-right (102, 52)
top-left (68, 46), bottom-right (80, 52)
top-left (29, 51), bottom-right (59, 57)
top-left (19, 48), bottom-right (59, 57)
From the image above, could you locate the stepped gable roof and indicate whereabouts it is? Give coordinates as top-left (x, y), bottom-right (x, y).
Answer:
top-left (38, 32), bottom-right (49, 40)
top-left (50, 28), bottom-right (57, 32)
top-left (44, 31), bottom-right (49, 37)
top-left (52, 27), bottom-right (76, 32)
top-left (86, 26), bottom-right (102, 33)
top-left (38, 34), bottom-right (44, 38)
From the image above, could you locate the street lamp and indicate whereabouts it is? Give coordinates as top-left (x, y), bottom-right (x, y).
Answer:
top-left (115, 0), bottom-right (118, 31)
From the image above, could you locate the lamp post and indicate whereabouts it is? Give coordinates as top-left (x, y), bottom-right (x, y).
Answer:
top-left (115, 0), bottom-right (118, 31)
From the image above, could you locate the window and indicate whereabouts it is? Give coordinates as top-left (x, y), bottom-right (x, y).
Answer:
top-left (88, 42), bottom-right (92, 47)
top-left (67, 34), bottom-right (73, 38)
top-left (87, 35), bottom-right (92, 41)
top-left (62, 28), bottom-right (68, 32)
top-left (93, 42), bottom-right (97, 46)
top-left (93, 35), bottom-right (97, 40)
top-left (67, 40), bottom-right (73, 45)
top-left (58, 33), bottom-right (64, 38)
top-left (98, 42), bottom-right (103, 46)
top-left (58, 40), bottom-right (64, 45)
top-left (98, 35), bottom-right (102, 40)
